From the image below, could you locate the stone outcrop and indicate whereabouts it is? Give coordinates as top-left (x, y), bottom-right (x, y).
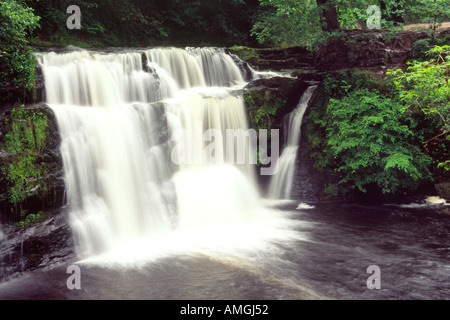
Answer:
top-left (0, 209), bottom-right (75, 282)
top-left (314, 29), bottom-right (431, 73)
top-left (229, 46), bottom-right (322, 84)
top-left (244, 77), bottom-right (310, 133)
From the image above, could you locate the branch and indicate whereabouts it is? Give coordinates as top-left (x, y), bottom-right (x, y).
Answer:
top-left (424, 130), bottom-right (450, 147)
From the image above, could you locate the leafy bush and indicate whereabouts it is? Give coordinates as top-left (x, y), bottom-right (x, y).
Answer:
top-left (244, 91), bottom-right (285, 133)
top-left (1, 107), bottom-right (50, 205)
top-left (0, 0), bottom-right (40, 103)
top-left (325, 88), bottom-right (432, 193)
top-left (306, 70), bottom-right (433, 195)
top-left (412, 39), bottom-right (433, 59)
top-left (15, 211), bottom-right (46, 229)
top-left (0, 0), bottom-right (40, 45)
top-left (387, 45), bottom-right (450, 180)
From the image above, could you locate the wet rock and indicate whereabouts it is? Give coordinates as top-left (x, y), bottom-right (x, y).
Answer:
top-left (0, 209), bottom-right (75, 282)
top-left (252, 47), bottom-right (315, 72)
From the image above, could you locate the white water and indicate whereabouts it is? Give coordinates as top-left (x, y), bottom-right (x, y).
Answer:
top-left (37, 47), bottom-right (301, 264)
top-left (268, 86), bottom-right (317, 200)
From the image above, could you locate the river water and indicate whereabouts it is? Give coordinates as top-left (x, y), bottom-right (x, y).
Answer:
top-left (0, 201), bottom-right (448, 300)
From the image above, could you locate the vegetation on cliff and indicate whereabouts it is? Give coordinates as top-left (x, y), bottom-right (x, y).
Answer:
top-left (0, 105), bottom-right (62, 222)
top-left (0, 0), bottom-right (40, 104)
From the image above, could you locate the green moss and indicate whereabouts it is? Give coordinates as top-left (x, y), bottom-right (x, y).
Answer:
top-left (229, 45), bottom-right (259, 64)
top-left (1, 106), bottom-right (50, 205)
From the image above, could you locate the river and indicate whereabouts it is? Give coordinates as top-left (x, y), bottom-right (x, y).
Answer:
top-left (0, 201), bottom-right (448, 300)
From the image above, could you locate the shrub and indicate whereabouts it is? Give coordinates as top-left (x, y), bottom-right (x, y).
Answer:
top-left (325, 88), bottom-right (432, 193)
top-left (306, 70), bottom-right (433, 195)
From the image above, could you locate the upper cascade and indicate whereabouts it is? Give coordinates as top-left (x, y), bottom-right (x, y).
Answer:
top-left (36, 47), bottom-right (246, 107)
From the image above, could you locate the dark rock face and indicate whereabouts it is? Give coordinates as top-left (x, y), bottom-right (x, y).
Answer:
top-left (34, 64), bottom-right (46, 104)
top-left (229, 46), bottom-right (322, 84)
top-left (314, 30), bottom-right (430, 73)
top-left (244, 77), bottom-right (310, 134)
top-left (291, 118), bottom-right (328, 203)
top-left (0, 209), bottom-right (75, 282)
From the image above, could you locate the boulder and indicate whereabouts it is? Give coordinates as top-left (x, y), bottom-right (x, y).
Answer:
top-left (435, 183), bottom-right (450, 200)
top-left (0, 209), bottom-right (75, 282)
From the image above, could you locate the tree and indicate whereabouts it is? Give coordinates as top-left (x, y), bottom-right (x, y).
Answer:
top-left (316, 0), bottom-right (340, 31)
top-left (0, 0), bottom-right (39, 46)
top-left (405, 0), bottom-right (450, 29)
top-left (0, 0), bottom-right (40, 103)
top-left (251, 0), bottom-right (322, 46)
top-left (26, 0), bottom-right (259, 47)
top-left (387, 45), bottom-right (450, 172)
top-left (251, 0), bottom-right (450, 47)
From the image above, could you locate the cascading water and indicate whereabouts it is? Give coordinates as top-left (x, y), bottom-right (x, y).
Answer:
top-left (268, 86), bottom-right (317, 200)
top-left (37, 47), bottom-right (295, 263)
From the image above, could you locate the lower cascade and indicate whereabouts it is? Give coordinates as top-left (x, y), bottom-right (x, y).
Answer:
top-left (268, 86), bottom-right (317, 200)
top-left (37, 47), bottom-right (297, 262)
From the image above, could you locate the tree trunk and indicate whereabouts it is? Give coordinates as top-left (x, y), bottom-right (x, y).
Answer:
top-left (316, 0), bottom-right (340, 32)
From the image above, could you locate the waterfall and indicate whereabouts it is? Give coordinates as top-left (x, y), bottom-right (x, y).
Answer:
top-left (268, 86), bottom-right (317, 200)
top-left (37, 47), bottom-right (265, 259)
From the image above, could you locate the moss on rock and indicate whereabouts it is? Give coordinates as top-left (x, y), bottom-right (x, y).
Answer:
top-left (0, 103), bottom-right (63, 223)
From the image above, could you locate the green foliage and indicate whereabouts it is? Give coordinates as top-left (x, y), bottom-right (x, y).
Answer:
top-left (0, 0), bottom-right (39, 103)
top-left (306, 70), bottom-right (433, 195)
top-left (0, 46), bottom-right (36, 90)
top-left (251, 0), bottom-right (322, 47)
top-left (245, 91), bottom-right (285, 133)
top-left (405, 0), bottom-right (450, 27)
top-left (15, 211), bottom-right (45, 229)
top-left (0, 0), bottom-right (40, 45)
top-left (323, 183), bottom-right (341, 198)
top-left (412, 39), bottom-right (432, 59)
top-left (387, 45), bottom-right (450, 177)
top-left (388, 46), bottom-right (450, 131)
top-left (228, 46), bottom-right (259, 64)
top-left (326, 89), bottom-right (432, 193)
top-left (1, 107), bottom-right (50, 205)
top-left (438, 160), bottom-right (450, 172)
top-left (250, 0), bottom-right (450, 48)
top-left (244, 89), bottom-right (286, 166)
top-left (26, 0), bottom-right (259, 47)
